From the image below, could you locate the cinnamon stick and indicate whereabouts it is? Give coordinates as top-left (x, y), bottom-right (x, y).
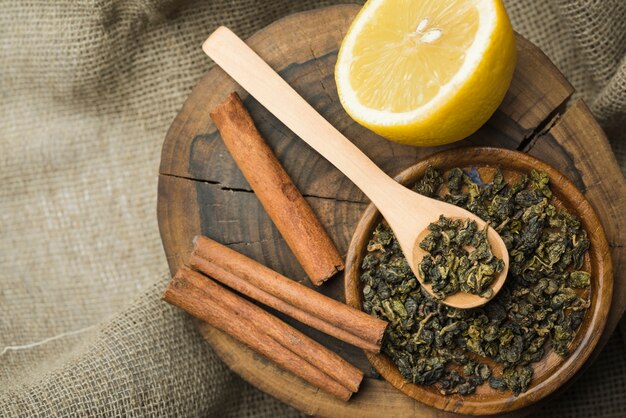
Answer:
top-left (163, 267), bottom-right (361, 400)
top-left (190, 235), bottom-right (388, 352)
top-left (209, 92), bottom-right (344, 286)
top-left (189, 254), bottom-right (381, 352)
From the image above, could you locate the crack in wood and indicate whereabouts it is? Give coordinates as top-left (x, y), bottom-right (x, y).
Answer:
top-left (517, 98), bottom-right (570, 153)
top-left (160, 172), bottom-right (367, 204)
top-left (220, 185), bottom-right (254, 193)
top-left (307, 44), bottom-right (337, 106)
top-left (302, 193), bottom-right (367, 205)
top-left (222, 238), bottom-right (277, 247)
top-left (160, 172), bottom-right (220, 185)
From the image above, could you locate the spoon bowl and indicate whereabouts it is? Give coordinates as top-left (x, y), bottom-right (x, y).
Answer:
top-left (377, 183), bottom-right (509, 308)
top-left (203, 26), bottom-right (509, 308)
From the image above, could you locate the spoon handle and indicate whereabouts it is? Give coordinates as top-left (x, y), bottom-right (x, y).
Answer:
top-left (203, 27), bottom-right (405, 210)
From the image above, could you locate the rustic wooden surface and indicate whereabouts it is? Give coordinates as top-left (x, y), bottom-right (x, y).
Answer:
top-left (343, 148), bottom-right (612, 415)
top-left (157, 4), bottom-right (626, 417)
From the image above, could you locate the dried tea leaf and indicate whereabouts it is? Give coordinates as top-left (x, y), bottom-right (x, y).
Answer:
top-left (417, 216), bottom-right (503, 300)
top-left (569, 271), bottom-right (591, 288)
top-left (361, 166), bottom-right (591, 397)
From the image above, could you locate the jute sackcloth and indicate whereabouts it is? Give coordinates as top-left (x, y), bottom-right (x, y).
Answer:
top-left (0, 0), bottom-right (624, 416)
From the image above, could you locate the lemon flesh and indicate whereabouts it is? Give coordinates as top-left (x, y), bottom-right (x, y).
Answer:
top-left (335, 0), bottom-right (516, 146)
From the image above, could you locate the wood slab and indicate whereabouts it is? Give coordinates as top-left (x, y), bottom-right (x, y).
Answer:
top-left (157, 4), bottom-right (626, 417)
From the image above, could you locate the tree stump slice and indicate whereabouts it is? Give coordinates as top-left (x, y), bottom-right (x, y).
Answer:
top-left (157, 5), bottom-right (626, 417)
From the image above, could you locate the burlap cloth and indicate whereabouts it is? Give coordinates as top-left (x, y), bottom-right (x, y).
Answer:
top-left (1, 1), bottom-right (624, 416)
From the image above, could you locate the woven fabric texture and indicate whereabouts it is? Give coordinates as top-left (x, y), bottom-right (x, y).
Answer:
top-left (0, 0), bottom-right (624, 416)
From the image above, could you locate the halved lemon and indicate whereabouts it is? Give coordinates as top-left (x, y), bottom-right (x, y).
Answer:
top-left (335, 0), bottom-right (516, 146)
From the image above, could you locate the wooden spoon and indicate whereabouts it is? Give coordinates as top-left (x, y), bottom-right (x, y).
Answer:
top-left (202, 26), bottom-right (509, 309)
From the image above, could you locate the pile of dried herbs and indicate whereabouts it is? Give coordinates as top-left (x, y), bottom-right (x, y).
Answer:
top-left (418, 215), bottom-right (504, 299)
top-left (361, 166), bottom-right (591, 396)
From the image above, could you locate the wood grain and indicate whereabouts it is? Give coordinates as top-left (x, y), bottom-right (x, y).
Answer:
top-left (157, 4), bottom-right (623, 417)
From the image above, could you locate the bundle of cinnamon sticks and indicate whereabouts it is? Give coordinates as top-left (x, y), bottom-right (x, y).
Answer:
top-left (164, 236), bottom-right (386, 400)
top-left (163, 92), bottom-right (388, 400)
top-left (163, 236), bottom-right (387, 401)
top-left (164, 265), bottom-right (362, 400)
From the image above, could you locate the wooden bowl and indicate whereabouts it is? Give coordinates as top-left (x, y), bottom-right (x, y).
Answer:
top-left (344, 147), bottom-right (612, 415)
